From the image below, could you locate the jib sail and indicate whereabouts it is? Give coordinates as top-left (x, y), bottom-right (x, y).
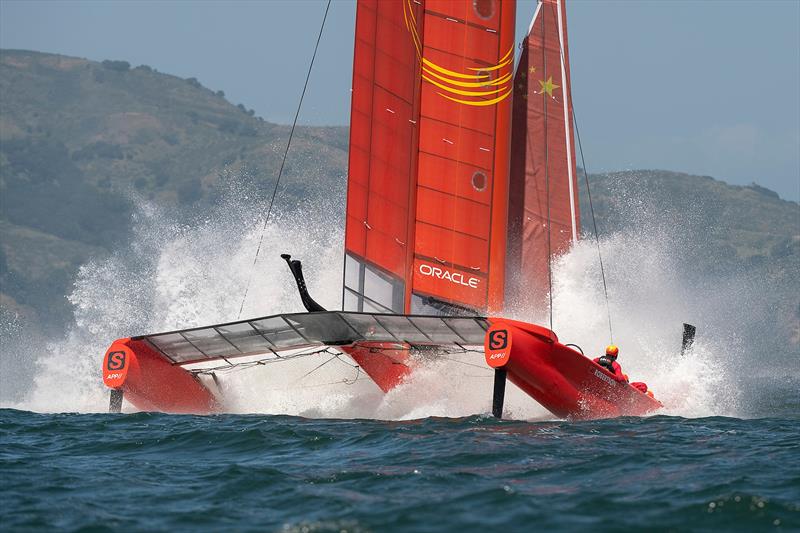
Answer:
top-left (506, 0), bottom-right (580, 311)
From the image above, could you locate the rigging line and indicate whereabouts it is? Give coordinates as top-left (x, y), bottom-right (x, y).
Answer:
top-left (292, 352), bottom-right (354, 385)
top-left (573, 113), bottom-right (614, 343)
top-left (541, 2), bottom-right (554, 331)
top-left (236, 0), bottom-right (333, 320)
top-left (434, 354), bottom-right (493, 371)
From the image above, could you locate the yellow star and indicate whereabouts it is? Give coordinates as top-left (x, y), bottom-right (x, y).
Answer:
top-left (538, 76), bottom-right (560, 97)
top-left (529, 66), bottom-right (537, 74)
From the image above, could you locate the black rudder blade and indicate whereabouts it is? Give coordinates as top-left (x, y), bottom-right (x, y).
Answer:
top-left (492, 368), bottom-right (507, 419)
top-left (109, 389), bottom-right (123, 413)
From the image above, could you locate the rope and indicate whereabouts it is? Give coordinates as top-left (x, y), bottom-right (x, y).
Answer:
top-left (237, 0), bottom-right (332, 319)
top-left (573, 114), bottom-right (613, 343)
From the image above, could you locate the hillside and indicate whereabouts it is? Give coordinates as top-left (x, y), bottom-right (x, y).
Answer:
top-left (1, 50), bottom-right (798, 347)
top-left (0, 49), bottom-right (348, 327)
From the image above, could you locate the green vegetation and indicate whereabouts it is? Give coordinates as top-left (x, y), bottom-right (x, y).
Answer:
top-left (0, 50), bottom-right (797, 349)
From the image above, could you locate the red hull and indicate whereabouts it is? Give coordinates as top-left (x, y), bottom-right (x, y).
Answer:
top-left (102, 316), bottom-right (661, 420)
top-left (484, 319), bottom-right (662, 420)
top-left (103, 339), bottom-right (219, 414)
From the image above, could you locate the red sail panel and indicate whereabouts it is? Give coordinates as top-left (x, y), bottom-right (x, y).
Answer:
top-left (410, 0), bottom-right (516, 314)
top-left (507, 0), bottom-right (580, 312)
top-left (344, 0), bottom-right (424, 314)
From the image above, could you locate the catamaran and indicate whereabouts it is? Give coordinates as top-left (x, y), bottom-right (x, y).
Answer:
top-left (102, 0), bottom-right (681, 419)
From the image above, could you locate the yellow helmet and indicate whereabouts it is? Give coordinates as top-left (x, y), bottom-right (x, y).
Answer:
top-left (605, 344), bottom-right (619, 357)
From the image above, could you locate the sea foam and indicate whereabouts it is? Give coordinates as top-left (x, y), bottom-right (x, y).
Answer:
top-left (1, 172), bottom-right (768, 419)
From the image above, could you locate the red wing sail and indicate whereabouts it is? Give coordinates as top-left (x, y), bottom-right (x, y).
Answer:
top-left (410, 0), bottom-right (516, 314)
top-left (507, 0), bottom-right (580, 311)
top-left (344, 0), bottom-right (516, 316)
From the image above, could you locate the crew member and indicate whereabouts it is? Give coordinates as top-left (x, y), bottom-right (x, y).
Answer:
top-left (594, 344), bottom-right (626, 381)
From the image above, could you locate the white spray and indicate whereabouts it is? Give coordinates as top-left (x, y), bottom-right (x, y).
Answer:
top-left (0, 172), bottom-right (762, 418)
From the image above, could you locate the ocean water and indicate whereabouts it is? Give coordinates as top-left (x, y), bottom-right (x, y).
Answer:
top-left (1, 179), bottom-right (798, 530)
top-left (2, 406), bottom-right (799, 532)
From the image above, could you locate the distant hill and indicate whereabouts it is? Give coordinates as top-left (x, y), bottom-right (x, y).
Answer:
top-left (1, 50), bottom-right (798, 348)
top-left (0, 50), bottom-right (347, 327)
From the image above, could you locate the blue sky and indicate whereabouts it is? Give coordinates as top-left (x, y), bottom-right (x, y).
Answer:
top-left (1, 0), bottom-right (798, 201)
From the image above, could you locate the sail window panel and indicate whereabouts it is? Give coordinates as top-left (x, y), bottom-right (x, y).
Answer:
top-left (343, 287), bottom-right (360, 312)
top-left (365, 229), bottom-right (406, 279)
top-left (418, 76), bottom-right (496, 137)
top-left (418, 117), bottom-right (493, 170)
top-left (339, 313), bottom-right (394, 341)
top-left (284, 313), bottom-right (357, 345)
top-left (416, 187), bottom-right (491, 241)
top-left (182, 328), bottom-right (239, 357)
top-left (251, 317), bottom-right (306, 348)
top-left (363, 265), bottom-right (397, 310)
top-left (362, 298), bottom-right (392, 314)
top-left (443, 317), bottom-right (490, 345)
top-left (147, 333), bottom-right (201, 362)
top-left (414, 221), bottom-right (489, 272)
top-left (217, 323), bottom-right (275, 354)
top-left (345, 253), bottom-right (361, 291)
top-left (374, 314), bottom-right (431, 344)
top-left (417, 153), bottom-right (492, 206)
top-left (409, 316), bottom-right (463, 344)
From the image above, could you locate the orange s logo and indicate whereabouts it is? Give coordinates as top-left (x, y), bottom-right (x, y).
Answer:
top-left (484, 324), bottom-right (512, 368)
top-left (107, 351), bottom-right (126, 371)
top-left (489, 330), bottom-right (507, 350)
